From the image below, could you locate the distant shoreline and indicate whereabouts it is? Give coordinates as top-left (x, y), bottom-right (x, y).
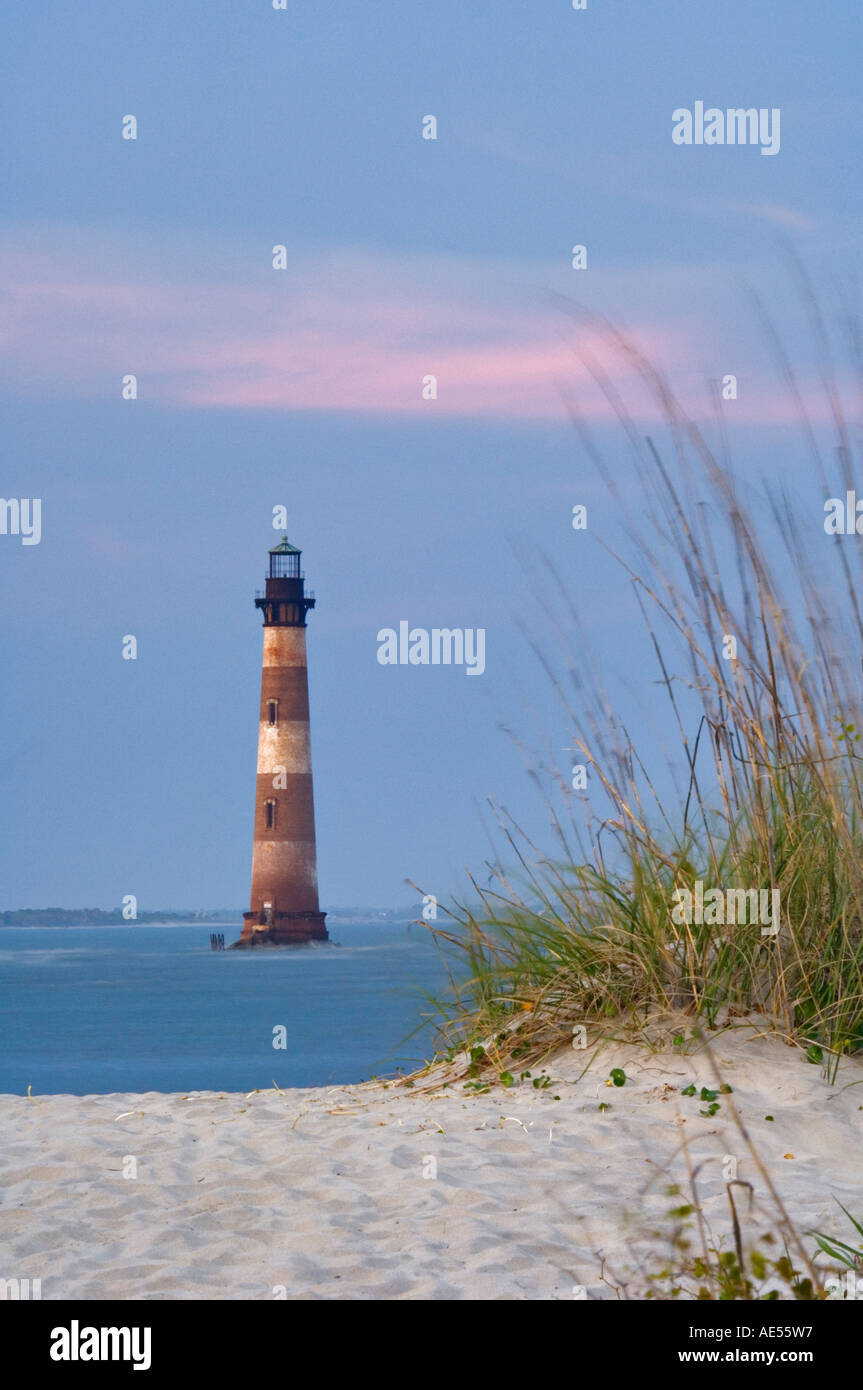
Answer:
top-left (0, 908), bottom-right (419, 927)
top-left (0, 911), bottom-right (238, 927)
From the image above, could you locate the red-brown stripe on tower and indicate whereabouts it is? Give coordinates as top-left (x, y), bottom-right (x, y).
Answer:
top-left (236, 535), bottom-right (328, 947)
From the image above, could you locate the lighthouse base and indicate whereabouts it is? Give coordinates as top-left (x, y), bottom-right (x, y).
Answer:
top-left (233, 910), bottom-right (329, 949)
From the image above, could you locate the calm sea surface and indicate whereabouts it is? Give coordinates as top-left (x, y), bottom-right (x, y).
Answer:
top-left (0, 921), bottom-right (453, 1096)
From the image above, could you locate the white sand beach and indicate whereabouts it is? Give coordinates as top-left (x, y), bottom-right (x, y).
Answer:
top-left (2, 1027), bottom-right (861, 1300)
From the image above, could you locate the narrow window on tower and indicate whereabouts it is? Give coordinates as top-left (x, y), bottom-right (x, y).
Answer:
top-left (268, 700), bottom-right (278, 725)
top-left (265, 799), bottom-right (276, 829)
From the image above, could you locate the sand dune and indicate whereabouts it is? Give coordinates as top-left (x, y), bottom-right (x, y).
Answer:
top-left (1, 1028), bottom-right (860, 1300)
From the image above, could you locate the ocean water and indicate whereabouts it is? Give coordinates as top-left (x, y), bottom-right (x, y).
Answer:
top-left (0, 921), bottom-right (454, 1096)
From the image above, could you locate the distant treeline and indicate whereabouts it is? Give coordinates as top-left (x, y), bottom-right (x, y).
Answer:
top-left (0, 906), bottom-right (419, 926)
top-left (0, 909), bottom-right (239, 926)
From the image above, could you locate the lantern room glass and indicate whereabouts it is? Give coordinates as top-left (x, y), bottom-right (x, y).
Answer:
top-left (270, 551), bottom-right (300, 578)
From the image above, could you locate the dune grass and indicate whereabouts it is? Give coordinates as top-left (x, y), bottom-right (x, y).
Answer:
top-left (422, 291), bottom-right (863, 1080)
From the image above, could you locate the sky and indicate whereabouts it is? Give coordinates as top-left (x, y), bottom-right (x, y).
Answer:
top-left (1, 0), bottom-right (861, 910)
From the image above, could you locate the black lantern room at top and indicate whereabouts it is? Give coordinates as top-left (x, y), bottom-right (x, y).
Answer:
top-left (255, 535), bottom-right (316, 628)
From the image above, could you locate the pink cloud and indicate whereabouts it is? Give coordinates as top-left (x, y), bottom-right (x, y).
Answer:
top-left (0, 237), bottom-right (854, 426)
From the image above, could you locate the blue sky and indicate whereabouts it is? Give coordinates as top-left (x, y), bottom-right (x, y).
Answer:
top-left (1, 1), bottom-right (860, 909)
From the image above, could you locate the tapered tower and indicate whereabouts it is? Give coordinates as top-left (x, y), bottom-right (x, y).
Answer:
top-left (236, 536), bottom-right (328, 947)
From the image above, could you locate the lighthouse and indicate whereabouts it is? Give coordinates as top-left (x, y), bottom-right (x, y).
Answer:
top-left (235, 536), bottom-right (328, 947)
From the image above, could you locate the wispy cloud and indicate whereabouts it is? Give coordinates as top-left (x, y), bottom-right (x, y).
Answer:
top-left (0, 229), bottom-right (851, 425)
